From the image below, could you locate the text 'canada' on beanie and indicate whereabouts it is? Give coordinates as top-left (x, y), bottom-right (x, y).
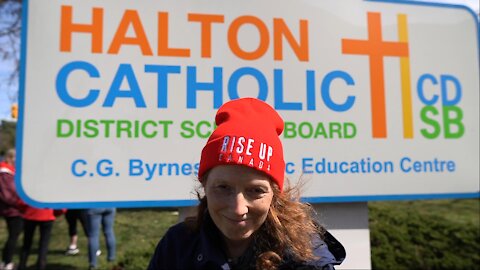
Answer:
top-left (198, 98), bottom-right (286, 191)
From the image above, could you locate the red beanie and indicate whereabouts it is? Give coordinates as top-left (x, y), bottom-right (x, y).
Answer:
top-left (198, 98), bottom-right (286, 191)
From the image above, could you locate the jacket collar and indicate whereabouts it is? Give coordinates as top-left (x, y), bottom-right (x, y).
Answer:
top-left (192, 212), bottom-right (346, 269)
top-left (195, 213), bottom-right (232, 269)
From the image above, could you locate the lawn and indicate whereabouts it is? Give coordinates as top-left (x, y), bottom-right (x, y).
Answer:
top-left (1, 199), bottom-right (479, 269)
top-left (0, 209), bottom-right (178, 270)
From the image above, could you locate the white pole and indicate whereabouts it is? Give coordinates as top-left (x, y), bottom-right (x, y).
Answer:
top-left (178, 206), bottom-right (196, 223)
top-left (313, 202), bottom-right (371, 269)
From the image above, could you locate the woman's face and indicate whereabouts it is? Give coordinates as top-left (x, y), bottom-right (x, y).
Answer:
top-left (205, 165), bottom-right (274, 245)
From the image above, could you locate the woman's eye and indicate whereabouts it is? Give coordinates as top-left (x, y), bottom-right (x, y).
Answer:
top-left (215, 185), bottom-right (231, 193)
top-left (248, 188), bottom-right (267, 197)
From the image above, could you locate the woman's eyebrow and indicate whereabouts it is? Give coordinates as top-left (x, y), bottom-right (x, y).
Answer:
top-left (209, 178), bottom-right (228, 184)
top-left (247, 182), bottom-right (270, 189)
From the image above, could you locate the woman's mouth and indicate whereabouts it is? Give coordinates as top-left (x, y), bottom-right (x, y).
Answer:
top-left (224, 215), bottom-right (248, 225)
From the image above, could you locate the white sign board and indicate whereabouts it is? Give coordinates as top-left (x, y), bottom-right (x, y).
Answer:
top-left (18, 0), bottom-right (479, 207)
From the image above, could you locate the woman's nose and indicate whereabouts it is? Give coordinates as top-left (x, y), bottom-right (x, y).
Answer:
top-left (229, 192), bottom-right (249, 216)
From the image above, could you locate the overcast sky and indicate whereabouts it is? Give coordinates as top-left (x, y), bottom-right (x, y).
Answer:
top-left (0, 0), bottom-right (478, 120)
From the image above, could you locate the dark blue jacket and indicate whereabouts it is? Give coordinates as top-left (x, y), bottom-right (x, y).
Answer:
top-left (148, 214), bottom-right (345, 270)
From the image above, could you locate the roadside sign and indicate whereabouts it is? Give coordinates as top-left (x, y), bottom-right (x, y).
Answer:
top-left (18, 0), bottom-right (479, 207)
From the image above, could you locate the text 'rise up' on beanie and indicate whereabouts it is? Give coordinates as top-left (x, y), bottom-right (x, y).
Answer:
top-left (198, 98), bottom-right (286, 191)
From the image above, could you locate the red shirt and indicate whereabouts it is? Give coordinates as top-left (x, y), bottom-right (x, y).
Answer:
top-left (22, 206), bottom-right (66, 221)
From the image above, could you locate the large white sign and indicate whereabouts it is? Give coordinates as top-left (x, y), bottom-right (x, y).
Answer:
top-left (17, 0), bottom-right (479, 207)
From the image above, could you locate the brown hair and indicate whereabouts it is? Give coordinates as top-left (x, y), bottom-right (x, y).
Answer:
top-left (191, 175), bottom-right (322, 270)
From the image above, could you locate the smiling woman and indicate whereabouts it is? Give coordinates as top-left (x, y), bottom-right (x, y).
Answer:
top-left (147, 98), bottom-right (345, 270)
top-left (204, 165), bottom-right (274, 259)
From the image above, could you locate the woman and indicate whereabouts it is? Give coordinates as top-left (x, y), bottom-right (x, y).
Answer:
top-left (83, 208), bottom-right (116, 270)
top-left (64, 209), bottom-right (88, 255)
top-left (148, 98), bottom-right (345, 270)
top-left (0, 149), bottom-right (23, 270)
top-left (18, 206), bottom-right (65, 270)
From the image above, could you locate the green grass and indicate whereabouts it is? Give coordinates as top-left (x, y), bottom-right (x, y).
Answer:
top-left (1, 199), bottom-right (479, 269)
top-left (0, 209), bottom-right (177, 269)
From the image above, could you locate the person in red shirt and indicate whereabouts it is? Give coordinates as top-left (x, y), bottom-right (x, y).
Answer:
top-left (0, 148), bottom-right (23, 270)
top-left (18, 205), bottom-right (65, 270)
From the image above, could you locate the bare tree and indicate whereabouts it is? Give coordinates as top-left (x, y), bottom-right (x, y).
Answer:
top-left (0, 0), bottom-right (21, 104)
